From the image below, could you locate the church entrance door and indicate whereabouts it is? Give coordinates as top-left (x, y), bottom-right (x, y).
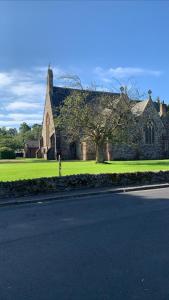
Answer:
top-left (69, 142), bottom-right (76, 159)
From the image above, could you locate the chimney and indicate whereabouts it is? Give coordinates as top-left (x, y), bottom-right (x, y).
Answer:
top-left (160, 102), bottom-right (167, 117)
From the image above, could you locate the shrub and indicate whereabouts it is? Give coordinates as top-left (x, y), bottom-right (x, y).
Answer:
top-left (0, 147), bottom-right (16, 159)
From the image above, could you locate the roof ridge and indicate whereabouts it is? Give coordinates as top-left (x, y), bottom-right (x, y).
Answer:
top-left (53, 85), bottom-right (120, 96)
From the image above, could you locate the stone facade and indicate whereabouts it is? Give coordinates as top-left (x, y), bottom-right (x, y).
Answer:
top-left (37, 67), bottom-right (169, 161)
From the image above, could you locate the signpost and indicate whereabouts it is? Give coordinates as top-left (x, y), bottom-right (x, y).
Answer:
top-left (58, 154), bottom-right (62, 177)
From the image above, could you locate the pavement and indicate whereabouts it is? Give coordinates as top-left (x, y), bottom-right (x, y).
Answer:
top-left (1, 187), bottom-right (169, 299)
top-left (1, 182), bottom-right (169, 207)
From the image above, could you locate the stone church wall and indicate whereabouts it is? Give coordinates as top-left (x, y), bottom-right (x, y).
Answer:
top-left (111, 144), bottom-right (137, 160)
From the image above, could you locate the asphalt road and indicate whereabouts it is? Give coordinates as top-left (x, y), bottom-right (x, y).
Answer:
top-left (1, 188), bottom-right (169, 300)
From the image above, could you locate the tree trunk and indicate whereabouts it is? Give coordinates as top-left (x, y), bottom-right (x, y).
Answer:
top-left (96, 143), bottom-right (105, 163)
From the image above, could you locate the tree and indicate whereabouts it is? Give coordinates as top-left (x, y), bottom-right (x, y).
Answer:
top-left (0, 127), bottom-right (7, 136)
top-left (31, 124), bottom-right (42, 140)
top-left (8, 128), bottom-right (17, 136)
top-left (56, 90), bottom-right (135, 163)
top-left (18, 122), bottom-right (41, 145)
top-left (19, 122), bottom-right (31, 135)
top-left (0, 128), bottom-right (21, 151)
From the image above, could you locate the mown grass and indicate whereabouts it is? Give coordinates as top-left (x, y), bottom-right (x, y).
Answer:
top-left (1, 158), bottom-right (169, 181)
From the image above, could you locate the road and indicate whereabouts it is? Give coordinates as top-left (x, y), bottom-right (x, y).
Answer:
top-left (0, 188), bottom-right (169, 300)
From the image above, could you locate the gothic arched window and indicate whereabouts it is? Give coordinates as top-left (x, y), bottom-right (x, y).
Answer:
top-left (144, 120), bottom-right (155, 144)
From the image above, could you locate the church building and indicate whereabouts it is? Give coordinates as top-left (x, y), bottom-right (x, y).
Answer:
top-left (37, 67), bottom-right (169, 160)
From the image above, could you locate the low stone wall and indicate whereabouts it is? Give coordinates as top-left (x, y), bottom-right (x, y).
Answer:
top-left (0, 171), bottom-right (169, 199)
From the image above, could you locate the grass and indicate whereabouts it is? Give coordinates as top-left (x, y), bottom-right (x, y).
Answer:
top-left (1, 158), bottom-right (169, 181)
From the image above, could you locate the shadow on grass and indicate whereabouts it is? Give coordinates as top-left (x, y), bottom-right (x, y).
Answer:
top-left (0, 159), bottom-right (54, 164)
top-left (95, 161), bottom-right (112, 165)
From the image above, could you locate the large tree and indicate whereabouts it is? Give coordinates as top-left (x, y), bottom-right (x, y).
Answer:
top-left (0, 127), bottom-right (20, 151)
top-left (56, 90), bottom-right (136, 163)
top-left (31, 124), bottom-right (42, 140)
top-left (18, 122), bottom-right (42, 145)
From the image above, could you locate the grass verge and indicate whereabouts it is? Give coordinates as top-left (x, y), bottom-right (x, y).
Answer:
top-left (1, 159), bottom-right (169, 181)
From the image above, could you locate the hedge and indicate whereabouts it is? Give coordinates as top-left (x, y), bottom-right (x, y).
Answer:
top-left (0, 147), bottom-right (16, 159)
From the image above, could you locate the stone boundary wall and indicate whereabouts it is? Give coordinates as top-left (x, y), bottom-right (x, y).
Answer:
top-left (0, 171), bottom-right (169, 199)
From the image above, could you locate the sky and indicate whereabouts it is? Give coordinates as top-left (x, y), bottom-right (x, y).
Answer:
top-left (0, 0), bottom-right (169, 128)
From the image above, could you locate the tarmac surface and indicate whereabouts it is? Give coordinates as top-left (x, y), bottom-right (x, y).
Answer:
top-left (0, 187), bottom-right (169, 299)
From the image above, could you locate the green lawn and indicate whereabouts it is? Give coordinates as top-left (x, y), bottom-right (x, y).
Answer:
top-left (1, 158), bottom-right (169, 181)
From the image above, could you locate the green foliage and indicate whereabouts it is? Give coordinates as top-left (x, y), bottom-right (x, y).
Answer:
top-left (0, 147), bottom-right (16, 159)
top-left (0, 133), bottom-right (18, 151)
top-left (55, 91), bottom-right (88, 141)
top-left (0, 123), bottom-right (42, 153)
top-left (19, 122), bottom-right (31, 134)
top-left (31, 124), bottom-right (42, 139)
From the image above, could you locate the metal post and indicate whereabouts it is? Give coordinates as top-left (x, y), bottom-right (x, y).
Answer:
top-left (58, 154), bottom-right (62, 177)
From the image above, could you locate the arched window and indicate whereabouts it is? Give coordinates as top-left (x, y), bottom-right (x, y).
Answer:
top-left (144, 120), bottom-right (155, 144)
top-left (46, 113), bottom-right (50, 147)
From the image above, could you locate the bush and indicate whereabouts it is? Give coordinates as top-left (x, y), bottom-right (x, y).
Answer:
top-left (0, 147), bottom-right (16, 159)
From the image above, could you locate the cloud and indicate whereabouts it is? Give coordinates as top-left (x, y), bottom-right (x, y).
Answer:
top-left (10, 83), bottom-right (44, 98)
top-left (0, 73), bottom-right (14, 87)
top-left (0, 70), bottom-right (45, 107)
top-left (0, 120), bottom-right (42, 127)
top-left (0, 111), bottom-right (43, 128)
top-left (0, 65), bottom-right (75, 127)
top-left (94, 66), bottom-right (162, 81)
top-left (0, 68), bottom-right (46, 127)
top-left (6, 101), bottom-right (41, 111)
top-left (7, 113), bottom-right (43, 121)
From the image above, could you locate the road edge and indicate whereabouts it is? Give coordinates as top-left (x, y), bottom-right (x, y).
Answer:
top-left (0, 182), bottom-right (169, 207)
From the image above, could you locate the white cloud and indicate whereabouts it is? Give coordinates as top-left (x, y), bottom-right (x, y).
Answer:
top-left (0, 120), bottom-right (42, 127)
top-left (94, 66), bottom-right (162, 81)
top-left (7, 113), bottom-right (43, 121)
top-left (6, 101), bottom-right (41, 111)
top-left (10, 82), bottom-right (44, 98)
top-left (0, 65), bottom-right (73, 128)
top-left (0, 72), bottom-right (14, 87)
top-left (0, 69), bottom-right (45, 119)
top-left (0, 111), bottom-right (43, 128)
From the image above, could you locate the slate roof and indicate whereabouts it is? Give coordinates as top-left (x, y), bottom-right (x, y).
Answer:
top-left (25, 140), bottom-right (39, 148)
top-left (51, 86), bottom-right (121, 115)
top-left (129, 99), bottom-right (141, 107)
top-left (51, 86), bottom-right (166, 118)
top-left (131, 99), bottom-right (149, 116)
top-left (153, 101), bottom-right (160, 112)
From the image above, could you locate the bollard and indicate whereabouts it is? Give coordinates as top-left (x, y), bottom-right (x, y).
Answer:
top-left (58, 154), bottom-right (62, 177)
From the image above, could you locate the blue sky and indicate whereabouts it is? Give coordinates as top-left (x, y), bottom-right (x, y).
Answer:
top-left (0, 0), bottom-right (169, 128)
